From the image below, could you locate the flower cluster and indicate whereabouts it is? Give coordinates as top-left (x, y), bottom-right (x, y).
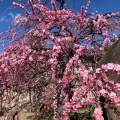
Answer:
top-left (0, 0), bottom-right (120, 120)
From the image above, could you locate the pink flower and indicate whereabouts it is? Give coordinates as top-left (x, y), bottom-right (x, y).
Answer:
top-left (4, 68), bottom-right (8, 72)
top-left (96, 80), bottom-right (103, 86)
top-left (111, 13), bottom-right (116, 16)
top-left (109, 92), bottom-right (116, 99)
top-left (116, 83), bottom-right (120, 88)
top-left (101, 27), bottom-right (107, 33)
top-left (114, 64), bottom-right (120, 74)
top-left (38, 56), bottom-right (44, 61)
top-left (98, 89), bottom-right (108, 96)
top-left (72, 103), bottom-right (82, 111)
top-left (107, 63), bottom-right (115, 70)
top-left (84, 36), bottom-right (90, 41)
top-left (61, 115), bottom-right (69, 120)
top-left (96, 68), bottom-right (101, 73)
top-left (107, 14), bottom-right (111, 17)
top-left (51, 0), bottom-right (57, 11)
top-left (1, 64), bottom-right (5, 68)
top-left (104, 37), bottom-right (110, 42)
top-left (82, 98), bottom-right (95, 105)
top-left (29, 56), bottom-right (33, 61)
top-left (93, 106), bottom-right (104, 120)
top-left (104, 103), bottom-right (109, 108)
top-left (93, 114), bottom-right (104, 120)
top-left (82, 70), bottom-right (89, 79)
top-left (113, 34), bottom-right (118, 41)
top-left (49, 58), bottom-right (55, 63)
top-left (114, 97), bottom-right (120, 106)
top-left (101, 64), bottom-right (108, 72)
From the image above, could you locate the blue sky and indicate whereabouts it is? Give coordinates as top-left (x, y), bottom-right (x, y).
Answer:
top-left (0, 0), bottom-right (119, 52)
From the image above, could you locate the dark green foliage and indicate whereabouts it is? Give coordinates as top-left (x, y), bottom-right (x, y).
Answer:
top-left (27, 107), bottom-right (54, 120)
top-left (70, 111), bottom-right (93, 120)
top-left (27, 107), bottom-right (94, 120)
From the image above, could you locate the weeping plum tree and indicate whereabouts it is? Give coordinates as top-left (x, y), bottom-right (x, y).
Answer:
top-left (0, 0), bottom-right (120, 120)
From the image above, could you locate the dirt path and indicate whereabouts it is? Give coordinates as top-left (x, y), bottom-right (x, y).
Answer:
top-left (0, 109), bottom-right (34, 120)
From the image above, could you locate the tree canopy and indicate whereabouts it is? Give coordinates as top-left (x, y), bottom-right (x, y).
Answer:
top-left (0, 0), bottom-right (120, 120)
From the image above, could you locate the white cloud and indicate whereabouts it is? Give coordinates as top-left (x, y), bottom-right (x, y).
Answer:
top-left (0, 16), bottom-right (9, 22)
top-left (9, 12), bottom-right (15, 20)
top-left (0, 16), bottom-right (5, 22)
top-left (0, 12), bottom-right (26, 25)
top-left (14, 13), bottom-right (21, 24)
top-left (13, 14), bottom-right (27, 25)
top-left (0, 12), bottom-right (17, 23)
top-left (9, 12), bottom-right (22, 21)
top-left (15, 14), bottom-right (21, 19)
top-left (8, 12), bottom-right (27, 25)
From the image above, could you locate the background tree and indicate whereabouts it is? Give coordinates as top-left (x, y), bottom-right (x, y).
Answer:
top-left (0, 0), bottom-right (120, 120)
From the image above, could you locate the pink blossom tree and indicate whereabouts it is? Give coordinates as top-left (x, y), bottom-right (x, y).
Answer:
top-left (0, 0), bottom-right (120, 120)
